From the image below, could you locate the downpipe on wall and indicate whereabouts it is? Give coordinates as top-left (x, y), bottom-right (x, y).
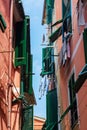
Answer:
top-left (7, 0), bottom-right (13, 130)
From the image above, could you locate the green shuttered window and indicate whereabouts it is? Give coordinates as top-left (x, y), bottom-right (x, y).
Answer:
top-left (29, 55), bottom-right (33, 94)
top-left (46, 88), bottom-right (58, 130)
top-left (69, 73), bottom-right (78, 128)
top-left (21, 54), bottom-right (33, 95)
top-left (22, 106), bottom-right (33, 130)
top-left (15, 18), bottom-right (27, 67)
top-left (46, 0), bottom-right (54, 8)
top-left (47, 7), bottom-right (52, 24)
top-left (62, 0), bottom-right (72, 34)
top-left (46, 0), bottom-right (54, 24)
top-left (41, 47), bottom-right (54, 76)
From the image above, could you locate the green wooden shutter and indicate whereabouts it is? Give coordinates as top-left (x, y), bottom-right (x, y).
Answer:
top-left (46, 88), bottom-right (58, 129)
top-left (24, 53), bottom-right (29, 92)
top-left (62, 0), bottom-right (71, 18)
top-left (46, 0), bottom-right (54, 8)
top-left (15, 18), bottom-right (27, 67)
top-left (29, 55), bottom-right (33, 94)
top-left (22, 106), bottom-right (33, 130)
top-left (83, 28), bottom-right (87, 63)
top-left (62, 0), bottom-right (66, 18)
top-left (46, 0), bottom-right (53, 24)
top-left (46, 6), bottom-right (52, 24)
top-left (20, 54), bottom-right (33, 94)
top-left (41, 47), bottom-right (54, 76)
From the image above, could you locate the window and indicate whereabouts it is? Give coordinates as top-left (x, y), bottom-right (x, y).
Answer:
top-left (21, 54), bottom-right (33, 95)
top-left (62, 0), bottom-right (72, 40)
top-left (41, 47), bottom-right (54, 76)
top-left (46, 88), bottom-right (58, 130)
top-left (19, 16), bottom-right (33, 95)
top-left (69, 73), bottom-right (78, 128)
top-left (15, 18), bottom-right (27, 67)
top-left (46, 0), bottom-right (54, 24)
top-left (22, 106), bottom-right (33, 130)
top-left (83, 28), bottom-right (87, 63)
top-left (0, 13), bottom-right (7, 32)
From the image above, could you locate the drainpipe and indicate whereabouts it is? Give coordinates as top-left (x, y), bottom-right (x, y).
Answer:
top-left (7, 0), bottom-right (13, 130)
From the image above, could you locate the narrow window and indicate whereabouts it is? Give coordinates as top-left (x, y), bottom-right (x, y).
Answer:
top-left (69, 73), bottom-right (78, 128)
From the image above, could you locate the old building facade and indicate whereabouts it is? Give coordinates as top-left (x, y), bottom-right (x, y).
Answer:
top-left (0, 0), bottom-right (36, 130)
top-left (42, 0), bottom-right (87, 130)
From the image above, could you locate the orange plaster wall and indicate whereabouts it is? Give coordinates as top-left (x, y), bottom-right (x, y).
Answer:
top-left (55, 0), bottom-right (87, 130)
top-left (0, 1), bottom-right (10, 130)
top-left (34, 117), bottom-right (45, 130)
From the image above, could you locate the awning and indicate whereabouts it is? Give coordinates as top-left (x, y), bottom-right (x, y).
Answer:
top-left (13, 0), bottom-right (25, 22)
top-left (74, 64), bottom-right (87, 93)
top-left (49, 26), bottom-right (62, 43)
top-left (12, 89), bottom-right (37, 106)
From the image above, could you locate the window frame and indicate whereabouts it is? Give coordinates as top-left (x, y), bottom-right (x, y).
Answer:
top-left (68, 73), bottom-right (78, 128)
top-left (15, 18), bottom-right (27, 67)
top-left (62, 0), bottom-right (72, 40)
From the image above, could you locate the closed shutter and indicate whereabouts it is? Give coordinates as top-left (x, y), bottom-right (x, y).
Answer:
top-left (46, 0), bottom-right (54, 24)
top-left (46, 88), bottom-right (58, 129)
top-left (15, 18), bottom-right (27, 67)
top-left (22, 106), bottom-right (33, 130)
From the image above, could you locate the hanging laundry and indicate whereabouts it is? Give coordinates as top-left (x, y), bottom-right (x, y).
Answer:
top-left (77, 0), bottom-right (85, 26)
top-left (59, 32), bottom-right (71, 67)
top-left (39, 75), bottom-right (48, 99)
top-left (66, 32), bottom-right (71, 58)
top-left (67, 39), bottom-right (71, 58)
top-left (76, 0), bottom-right (87, 33)
top-left (62, 38), bottom-right (67, 65)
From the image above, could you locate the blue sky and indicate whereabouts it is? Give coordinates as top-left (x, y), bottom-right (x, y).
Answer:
top-left (22, 0), bottom-right (46, 118)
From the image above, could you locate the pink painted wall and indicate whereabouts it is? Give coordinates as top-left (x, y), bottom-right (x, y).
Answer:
top-left (0, 0), bottom-right (21, 130)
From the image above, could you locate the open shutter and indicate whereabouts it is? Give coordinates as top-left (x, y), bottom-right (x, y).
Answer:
top-left (46, 6), bottom-right (52, 24)
top-left (62, 0), bottom-right (72, 37)
top-left (46, 0), bottom-right (54, 24)
top-left (0, 13), bottom-right (7, 32)
top-left (29, 55), bottom-right (33, 94)
top-left (15, 18), bottom-right (27, 67)
top-left (41, 47), bottom-right (54, 76)
top-left (83, 28), bottom-right (87, 63)
top-left (22, 106), bottom-right (33, 130)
